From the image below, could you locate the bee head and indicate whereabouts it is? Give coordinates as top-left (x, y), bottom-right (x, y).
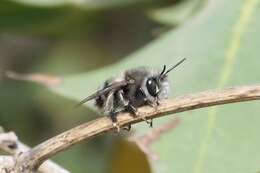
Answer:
top-left (146, 58), bottom-right (186, 98)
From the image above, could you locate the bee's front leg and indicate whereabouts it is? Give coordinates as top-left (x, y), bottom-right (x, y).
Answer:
top-left (147, 98), bottom-right (159, 109)
top-left (139, 88), bottom-right (160, 127)
top-left (139, 87), bottom-right (159, 109)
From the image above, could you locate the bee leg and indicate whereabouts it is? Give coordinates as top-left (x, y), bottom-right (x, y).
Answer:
top-left (127, 104), bottom-right (152, 128)
top-left (147, 99), bottom-right (158, 109)
top-left (123, 124), bottom-right (131, 131)
top-left (110, 113), bottom-right (120, 133)
top-left (116, 90), bottom-right (132, 131)
top-left (111, 113), bottom-right (130, 132)
top-left (155, 96), bottom-right (160, 106)
top-left (138, 88), bottom-right (154, 127)
top-left (145, 100), bottom-right (161, 128)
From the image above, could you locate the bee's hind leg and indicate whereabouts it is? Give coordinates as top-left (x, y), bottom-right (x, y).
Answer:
top-left (110, 113), bottom-right (131, 132)
top-left (126, 104), bottom-right (153, 128)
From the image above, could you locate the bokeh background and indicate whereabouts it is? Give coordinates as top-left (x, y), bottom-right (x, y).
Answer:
top-left (1, 0), bottom-right (260, 173)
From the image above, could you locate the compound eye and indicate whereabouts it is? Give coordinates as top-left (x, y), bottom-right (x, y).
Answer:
top-left (146, 78), bottom-right (159, 97)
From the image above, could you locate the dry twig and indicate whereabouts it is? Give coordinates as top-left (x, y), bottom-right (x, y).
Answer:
top-left (5, 71), bottom-right (62, 88)
top-left (4, 85), bottom-right (260, 173)
top-left (0, 131), bottom-right (69, 173)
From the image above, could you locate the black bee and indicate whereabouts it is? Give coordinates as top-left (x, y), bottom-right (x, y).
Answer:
top-left (76, 58), bottom-right (186, 131)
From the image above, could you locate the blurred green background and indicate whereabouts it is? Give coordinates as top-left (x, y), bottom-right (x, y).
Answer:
top-left (1, 0), bottom-right (260, 173)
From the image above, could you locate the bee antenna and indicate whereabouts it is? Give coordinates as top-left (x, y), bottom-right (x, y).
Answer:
top-left (164, 58), bottom-right (186, 76)
top-left (160, 65), bottom-right (167, 76)
top-left (74, 98), bottom-right (89, 108)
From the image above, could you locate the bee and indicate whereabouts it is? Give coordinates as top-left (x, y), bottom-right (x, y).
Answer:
top-left (76, 58), bottom-right (186, 132)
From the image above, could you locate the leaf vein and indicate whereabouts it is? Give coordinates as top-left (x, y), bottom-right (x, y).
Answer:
top-left (193, 0), bottom-right (259, 172)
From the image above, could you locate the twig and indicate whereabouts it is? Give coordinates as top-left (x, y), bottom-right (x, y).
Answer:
top-left (0, 156), bottom-right (15, 172)
top-left (9, 85), bottom-right (260, 172)
top-left (5, 71), bottom-right (62, 88)
top-left (0, 131), bottom-right (70, 173)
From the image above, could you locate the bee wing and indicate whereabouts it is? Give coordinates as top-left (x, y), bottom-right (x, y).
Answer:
top-left (75, 80), bottom-right (130, 108)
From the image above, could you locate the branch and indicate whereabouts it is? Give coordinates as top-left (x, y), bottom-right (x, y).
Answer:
top-left (0, 156), bottom-right (15, 172)
top-left (0, 130), bottom-right (70, 173)
top-left (11, 85), bottom-right (260, 172)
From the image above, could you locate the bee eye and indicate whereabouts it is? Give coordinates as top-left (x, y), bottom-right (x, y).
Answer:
top-left (146, 78), bottom-right (159, 97)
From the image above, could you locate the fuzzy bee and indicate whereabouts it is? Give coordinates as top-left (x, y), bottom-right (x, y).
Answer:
top-left (76, 58), bottom-right (186, 131)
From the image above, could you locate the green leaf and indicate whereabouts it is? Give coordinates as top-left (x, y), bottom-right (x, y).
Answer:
top-left (0, 0), bottom-right (148, 36)
top-left (8, 0), bottom-right (148, 8)
top-left (148, 0), bottom-right (206, 25)
top-left (0, 0), bottom-right (82, 35)
top-left (49, 0), bottom-right (260, 172)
